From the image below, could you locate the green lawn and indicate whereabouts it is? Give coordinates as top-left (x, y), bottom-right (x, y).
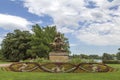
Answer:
top-left (0, 64), bottom-right (120, 80)
top-left (0, 60), bottom-right (11, 64)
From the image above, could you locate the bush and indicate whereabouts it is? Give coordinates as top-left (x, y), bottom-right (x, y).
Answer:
top-left (69, 58), bottom-right (97, 64)
top-left (69, 58), bottom-right (81, 64)
top-left (22, 58), bottom-right (51, 63)
top-left (102, 60), bottom-right (120, 64)
top-left (81, 59), bottom-right (95, 63)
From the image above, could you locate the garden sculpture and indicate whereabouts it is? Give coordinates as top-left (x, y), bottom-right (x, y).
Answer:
top-left (50, 32), bottom-right (65, 52)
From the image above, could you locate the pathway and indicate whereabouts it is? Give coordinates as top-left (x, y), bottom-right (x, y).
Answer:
top-left (0, 63), bottom-right (12, 67)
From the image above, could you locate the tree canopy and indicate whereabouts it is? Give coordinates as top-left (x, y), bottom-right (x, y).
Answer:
top-left (1, 24), bottom-right (70, 61)
top-left (116, 49), bottom-right (120, 60)
top-left (102, 53), bottom-right (114, 61)
top-left (1, 30), bottom-right (32, 61)
top-left (27, 24), bottom-right (70, 58)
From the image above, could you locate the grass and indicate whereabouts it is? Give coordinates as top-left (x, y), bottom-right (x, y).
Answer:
top-left (0, 64), bottom-right (119, 80)
top-left (0, 60), bottom-right (11, 64)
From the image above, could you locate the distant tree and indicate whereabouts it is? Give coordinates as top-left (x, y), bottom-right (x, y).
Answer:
top-left (80, 54), bottom-right (89, 59)
top-left (116, 53), bottom-right (120, 60)
top-left (102, 53), bottom-right (114, 61)
top-left (1, 30), bottom-right (32, 61)
top-left (116, 48), bottom-right (120, 60)
top-left (72, 54), bottom-right (80, 58)
top-left (89, 55), bottom-right (102, 59)
top-left (0, 49), bottom-right (2, 59)
top-left (118, 48), bottom-right (120, 50)
top-left (0, 49), bottom-right (1, 55)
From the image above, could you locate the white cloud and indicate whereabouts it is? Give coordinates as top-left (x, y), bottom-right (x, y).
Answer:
top-left (0, 13), bottom-right (32, 47)
top-left (87, 0), bottom-right (120, 9)
top-left (70, 43), bottom-right (78, 47)
top-left (23, 0), bottom-right (120, 46)
top-left (58, 27), bottom-right (74, 33)
top-left (23, 0), bottom-right (84, 29)
top-left (75, 22), bottom-right (120, 46)
top-left (0, 14), bottom-right (32, 31)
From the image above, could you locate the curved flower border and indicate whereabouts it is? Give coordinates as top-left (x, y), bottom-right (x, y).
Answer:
top-left (9, 62), bottom-right (114, 73)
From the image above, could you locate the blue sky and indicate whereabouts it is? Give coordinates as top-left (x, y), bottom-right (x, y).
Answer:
top-left (0, 0), bottom-right (120, 55)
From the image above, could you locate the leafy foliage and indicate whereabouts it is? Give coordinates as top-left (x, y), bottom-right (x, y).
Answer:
top-left (89, 55), bottom-right (102, 59)
top-left (103, 60), bottom-right (120, 64)
top-left (0, 24), bottom-right (70, 61)
top-left (28, 24), bottom-right (70, 58)
top-left (1, 30), bottom-right (32, 61)
top-left (102, 53), bottom-right (114, 61)
top-left (116, 49), bottom-right (120, 60)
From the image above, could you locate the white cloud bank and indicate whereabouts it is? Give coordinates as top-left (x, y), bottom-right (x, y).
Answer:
top-left (76, 23), bottom-right (120, 45)
top-left (0, 14), bottom-right (31, 31)
top-left (23, 0), bottom-right (120, 46)
top-left (0, 14), bottom-right (32, 45)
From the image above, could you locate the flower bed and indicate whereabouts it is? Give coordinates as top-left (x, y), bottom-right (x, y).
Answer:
top-left (2, 62), bottom-right (115, 73)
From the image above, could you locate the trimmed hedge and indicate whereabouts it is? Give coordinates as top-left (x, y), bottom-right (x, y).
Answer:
top-left (103, 60), bottom-right (120, 64)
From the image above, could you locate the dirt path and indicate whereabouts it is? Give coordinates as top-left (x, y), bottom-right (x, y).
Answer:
top-left (0, 63), bottom-right (12, 67)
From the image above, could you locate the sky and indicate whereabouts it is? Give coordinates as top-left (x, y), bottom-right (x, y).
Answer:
top-left (0, 0), bottom-right (120, 55)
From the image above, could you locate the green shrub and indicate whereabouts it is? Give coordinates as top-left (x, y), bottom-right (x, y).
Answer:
top-left (69, 58), bottom-right (97, 64)
top-left (69, 58), bottom-right (81, 64)
top-left (103, 60), bottom-right (120, 64)
top-left (81, 59), bottom-right (95, 63)
top-left (22, 58), bottom-right (51, 63)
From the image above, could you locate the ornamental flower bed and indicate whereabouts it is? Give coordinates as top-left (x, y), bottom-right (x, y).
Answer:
top-left (2, 62), bottom-right (115, 73)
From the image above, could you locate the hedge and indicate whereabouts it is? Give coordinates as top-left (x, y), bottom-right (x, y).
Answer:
top-left (102, 60), bottom-right (120, 64)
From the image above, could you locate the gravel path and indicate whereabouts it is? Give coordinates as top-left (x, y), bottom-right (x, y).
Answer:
top-left (0, 63), bottom-right (12, 67)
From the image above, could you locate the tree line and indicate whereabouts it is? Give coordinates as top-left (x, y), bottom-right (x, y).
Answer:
top-left (71, 48), bottom-right (120, 61)
top-left (102, 48), bottom-right (120, 61)
top-left (71, 54), bottom-right (102, 59)
top-left (0, 24), bottom-right (70, 61)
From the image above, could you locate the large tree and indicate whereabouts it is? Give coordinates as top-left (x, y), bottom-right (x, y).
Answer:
top-left (1, 24), bottom-right (70, 61)
top-left (1, 30), bottom-right (32, 61)
top-left (102, 53), bottom-right (114, 61)
top-left (28, 24), bottom-right (70, 58)
top-left (0, 49), bottom-right (3, 59)
top-left (116, 48), bottom-right (120, 60)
